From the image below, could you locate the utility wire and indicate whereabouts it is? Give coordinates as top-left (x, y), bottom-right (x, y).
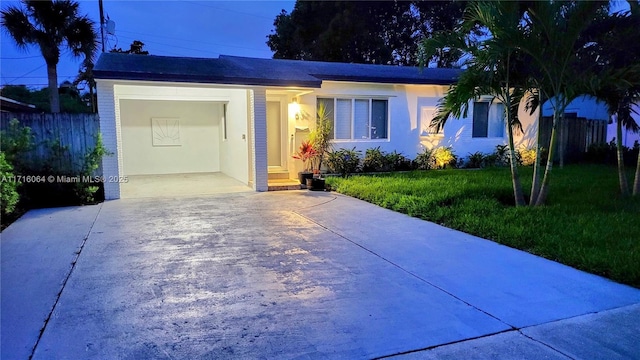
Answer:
top-left (117, 34), bottom-right (221, 56)
top-left (116, 29), bottom-right (272, 53)
top-left (5, 63), bottom-right (47, 85)
top-left (0, 55), bottom-right (43, 60)
top-left (184, 1), bottom-right (274, 20)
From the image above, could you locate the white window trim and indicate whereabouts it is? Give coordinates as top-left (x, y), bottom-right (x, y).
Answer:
top-left (318, 96), bottom-right (390, 142)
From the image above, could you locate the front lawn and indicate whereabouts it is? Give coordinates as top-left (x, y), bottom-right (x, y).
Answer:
top-left (326, 165), bottom-right (640, 288)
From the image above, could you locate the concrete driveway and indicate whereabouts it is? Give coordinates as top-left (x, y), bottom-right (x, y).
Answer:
top-left (2, 191), bottom-right (640, 359)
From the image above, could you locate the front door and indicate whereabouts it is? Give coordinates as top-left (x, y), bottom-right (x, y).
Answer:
top-left (266, 101), bottom-right (285, 169)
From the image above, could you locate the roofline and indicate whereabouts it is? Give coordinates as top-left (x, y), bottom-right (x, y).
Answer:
top-left (94, 71), bottom-right (456, 87)
top-left (311, 74), bottom-right (458, 85)
top-left (93, 70), bottom-right (322, 88)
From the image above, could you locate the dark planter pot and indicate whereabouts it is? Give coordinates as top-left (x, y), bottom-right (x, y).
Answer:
top-left (298, 171), bottom-right (314, 189)
top-left (306, 178), bottom-right (326, 191)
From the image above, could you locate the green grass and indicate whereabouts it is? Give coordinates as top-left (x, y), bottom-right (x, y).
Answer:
top-left (326, 165), bottom-right (640, 288)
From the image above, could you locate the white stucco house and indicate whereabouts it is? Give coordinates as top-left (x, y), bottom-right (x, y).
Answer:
top-left (94, 53), bottom-right (540, 199)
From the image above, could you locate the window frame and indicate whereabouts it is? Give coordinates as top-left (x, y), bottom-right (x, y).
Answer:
top-left (472, 100), bottom-right (505, 139)
top-left (317, 97), bottom-right (390, 141)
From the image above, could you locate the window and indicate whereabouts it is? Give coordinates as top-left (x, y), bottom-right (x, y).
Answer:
top-left (420, 106), bottom-right (442, 136)
top-left (472, 101), bottom-right (505, 138)
top-left (317, 97), bottom-right (388, 140)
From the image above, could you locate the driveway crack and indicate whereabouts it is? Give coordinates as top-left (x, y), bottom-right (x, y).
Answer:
top-left (28, 204), bottom-right (103, 360)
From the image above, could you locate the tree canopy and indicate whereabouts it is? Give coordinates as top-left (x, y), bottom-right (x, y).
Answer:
top-left (1, 0), bottom-right (97, 113)
top-left (1, 84), bottom-right (92, 113)
top-left (267, 1), bottom-right (469, 66)
top-left (110, 40), bottom-right (150, 55)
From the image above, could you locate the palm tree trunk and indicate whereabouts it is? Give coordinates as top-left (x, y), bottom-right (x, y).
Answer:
top-left (46, 62), bottom-right (60, 113)
top-left (530, 92), bottom-right (543, 205)
top-left (616, 115), bottom-right (629, 195)
top-left (508, 122), bottom-right (526, 206)
top-left (633, 146), bottom-right (640, 196)
top-left (89, 84), bottom-right (96, 113)
top-left (535, 110), bottom-right (560, 206)
top-left (558, 114), bottom-right (565, 169)
top-left (504, 89), bottom-right (525, 206)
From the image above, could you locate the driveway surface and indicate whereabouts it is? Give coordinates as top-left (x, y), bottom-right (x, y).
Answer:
top-left (2, 191), bottom-right (640, 359)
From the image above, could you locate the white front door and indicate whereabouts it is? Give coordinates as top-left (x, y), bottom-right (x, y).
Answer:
top-left (266, 101), bottom-right (286, 169)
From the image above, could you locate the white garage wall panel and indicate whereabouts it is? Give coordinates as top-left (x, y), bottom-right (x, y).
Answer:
top-left (120, 100), bottom-right (221, 175)
top-left (218, 89), bottom-right (250, 185)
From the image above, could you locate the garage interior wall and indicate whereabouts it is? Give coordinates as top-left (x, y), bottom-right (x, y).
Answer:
top-left (119, 99), bottom-right (221, 175)
top-left (218, 89), bottom-right (250, 185)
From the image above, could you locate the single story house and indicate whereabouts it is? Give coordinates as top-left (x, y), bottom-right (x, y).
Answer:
top-left (94, 53), bottom-right (539, 199)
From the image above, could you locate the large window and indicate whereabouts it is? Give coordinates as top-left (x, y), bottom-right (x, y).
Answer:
top-left (472, 101), bottom-right (505, 138)
top-left (317, 97), bottom-right (388, 140)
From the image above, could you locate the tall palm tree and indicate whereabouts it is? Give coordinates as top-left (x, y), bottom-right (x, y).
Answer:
top-left (1, 0), bottom-right (97, 113)
top-left (421, 1), bottom-right (531, 206)
top-left (520, 1), bottom-right (609, 205)
top-left (582, 6), bottom-right (640, 196)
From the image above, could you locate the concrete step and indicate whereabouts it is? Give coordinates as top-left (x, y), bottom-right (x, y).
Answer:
top-left (267, 179), bottom-right (301, 191)
top-left (268, 171), bottom-right (291, 180)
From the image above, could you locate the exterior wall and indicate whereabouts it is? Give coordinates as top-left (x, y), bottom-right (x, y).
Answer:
top-left (218, 89), bottom-right (250, 184)
top-left (96, 80), bottom-right (122, 200)
top-left (297, 81), bottom-right (538, 162)
top-left (542, 95), bottom-right (609, 121)
top-left (119, 100), bottom-right (221, 175)
top-left (250, 88), bottom-right (268, 191)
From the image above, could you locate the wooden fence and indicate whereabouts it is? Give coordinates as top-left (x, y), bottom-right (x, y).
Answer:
top-left (540, 114), bottom-right (608, 163)
top-left (1, 112), bottom-right (101, 173)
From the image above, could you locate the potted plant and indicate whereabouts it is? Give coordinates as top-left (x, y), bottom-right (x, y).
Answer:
top-left (306, 102), bottom-right (333, 190)
top-left (292, 140), bottom-right (317, 189)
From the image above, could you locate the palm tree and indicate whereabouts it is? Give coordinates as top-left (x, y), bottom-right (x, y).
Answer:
top-left (1, 0), bottom-right (97, 113)
top-left (421, 1), bottom-right (530, 206)
top-left (74, 42), bottom-right (98, 113)
top-left (520, 1), bottom-right (609, 205)
top-left (582, 6), bottom-right (640, 196)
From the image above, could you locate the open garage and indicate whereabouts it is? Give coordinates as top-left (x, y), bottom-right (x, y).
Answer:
top-left (105, 83), bottom-right (255, 198)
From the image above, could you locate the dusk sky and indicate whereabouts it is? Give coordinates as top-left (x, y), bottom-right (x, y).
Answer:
top-left (1, 0), bottom-right (295, 89)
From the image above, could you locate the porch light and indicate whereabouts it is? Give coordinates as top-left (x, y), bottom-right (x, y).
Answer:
top-left (290, 99), bottom-right (301, 120)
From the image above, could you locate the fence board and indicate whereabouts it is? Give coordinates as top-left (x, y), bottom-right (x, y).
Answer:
top-left (1, 112), bottom-right (101, 174)
top-left (539, 115), bottom-right (607, 163)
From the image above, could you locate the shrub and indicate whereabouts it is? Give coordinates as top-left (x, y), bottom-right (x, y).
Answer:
top-left (489, 144), bottom-right (510, 167)
top-left (432, 146), bottom-right (457, 169)
top-left (414, 148), bottom-right (434, 170)
top-left (465, 152), bottom-right (486, 168)
top-left (326, 147), bottom-right (361, 177)
top-left (585, 139), bottom-right (638, 166)
top-left (362, 147), bottom-right (388, 172)
top-left (0, 119), bottom-right (34, 172)
top-left (386, 151), bottom-right (412, 171)
top-left (0, 152), bottom-right (20, 215)
top-left (518, 147), bottom-right (537, 166)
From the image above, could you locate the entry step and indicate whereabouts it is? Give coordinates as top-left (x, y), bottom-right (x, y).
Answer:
top-left (267, 179), bottom-right (301, 191)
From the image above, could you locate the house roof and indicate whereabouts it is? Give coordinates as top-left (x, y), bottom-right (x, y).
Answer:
top-left (93, 53), bottom-right (461, 88)
top-left (0, 96), bottom-right (38, 113)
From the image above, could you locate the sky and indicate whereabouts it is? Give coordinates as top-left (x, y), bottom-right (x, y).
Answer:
top-left (1, 0), bottom-right (296, 89)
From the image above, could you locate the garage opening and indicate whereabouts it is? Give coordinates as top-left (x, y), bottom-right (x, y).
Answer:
top-left (118, 99), bottom-right (251, 198)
